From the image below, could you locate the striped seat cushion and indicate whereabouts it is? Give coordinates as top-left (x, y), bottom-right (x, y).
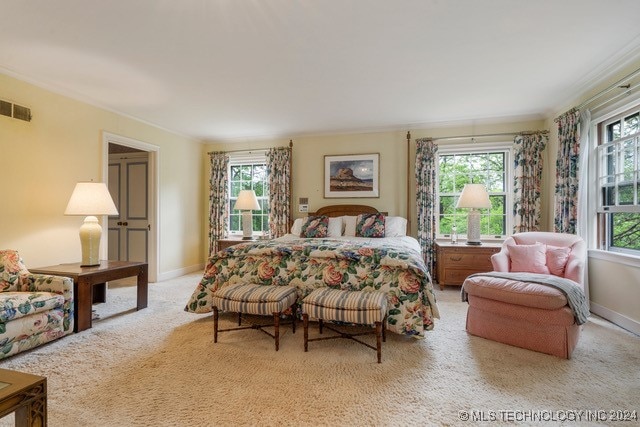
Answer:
top-left (302, 288), bottom-right (388, 325)
top-left (212, 284), bottom-right (297, 316)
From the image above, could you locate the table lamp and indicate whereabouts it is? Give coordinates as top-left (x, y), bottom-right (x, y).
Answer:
top-left (233, 190), bottom-right (260, 240)
top-left (65, 182), bottom-right (119, 266)
top-left (456, 183), bottom-right (491, 245)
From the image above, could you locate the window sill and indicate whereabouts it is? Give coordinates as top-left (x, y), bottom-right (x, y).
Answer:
top-left (588, 249), bottom-right (640, 268)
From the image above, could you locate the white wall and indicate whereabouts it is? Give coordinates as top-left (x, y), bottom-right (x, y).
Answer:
top-left (0, 73), bottom-right (205, 280)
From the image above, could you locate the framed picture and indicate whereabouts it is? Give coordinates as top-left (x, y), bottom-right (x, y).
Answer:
top-left (324, 153), bottom-right (379, 198)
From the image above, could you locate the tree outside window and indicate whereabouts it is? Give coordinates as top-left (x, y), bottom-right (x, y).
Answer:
top-left (229, 162), bottom-right (269, 234)
top-left (437, 150), bottom-right (509, 238)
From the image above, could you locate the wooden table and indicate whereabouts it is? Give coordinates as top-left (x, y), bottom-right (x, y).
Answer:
top-left (0, 368), bottom-right (47, 426)
top-left (30, 261), bottom-right (148, 333)
top-left (435, 241), bottom-right (501, 290)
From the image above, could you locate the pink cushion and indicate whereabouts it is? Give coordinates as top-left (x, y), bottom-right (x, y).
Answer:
top-left (544, 244), bottom-right (571, 277)
top-left (508, 243), bottom-right (550, 274)
top-left (464, 275), bottom-right (568, 310)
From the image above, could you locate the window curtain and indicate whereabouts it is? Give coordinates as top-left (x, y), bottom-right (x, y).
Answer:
top-left (266, 146), bottom-right (292, 238)
top-left (415, 138), bottom-right (438, 274)
top-left (513, 133), bottom-right (548, 232)
top-left (554, 108), bottom-right (582, 234)
top-left (208, 152), bottom-right (229, 255)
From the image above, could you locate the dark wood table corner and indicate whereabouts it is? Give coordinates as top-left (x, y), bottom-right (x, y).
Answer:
top-left (30, 260), bottom-right (148, 333)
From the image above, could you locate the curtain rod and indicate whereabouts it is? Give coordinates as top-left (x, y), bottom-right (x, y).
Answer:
top-left (207, 140), bottom-right (293, 155)
top-left (428, 130), bottom-right (549, 142)
top-left (577, 66), bottom-right (640, 110)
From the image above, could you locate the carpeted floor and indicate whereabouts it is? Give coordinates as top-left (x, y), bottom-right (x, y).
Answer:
top-left (0, 273), bottom-right (639, 426)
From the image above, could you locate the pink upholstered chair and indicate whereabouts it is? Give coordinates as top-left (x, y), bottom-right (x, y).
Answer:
top-left (463, 232), bottom-right (587, 358)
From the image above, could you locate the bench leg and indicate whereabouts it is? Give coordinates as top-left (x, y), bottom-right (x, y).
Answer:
top-left (319, 318), bottom-right (324, 334)
top-left (303, 313), bottom-right (309, 352)
top-left (291, 303), bottom-right (297, 334)
top-left (375, 321), bottom-right (382, 363)
top-left (213, 306), bottom-right (219, 343)
top-left (274, 312), bottom-right (280, 351)
top-left (238, 312), bottom-right (242, 326)
top-left (383, 315), bottom-right (387, 343)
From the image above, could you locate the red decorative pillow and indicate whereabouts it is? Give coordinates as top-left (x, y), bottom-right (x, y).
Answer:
top-left (544, 244), bottom-right (571, 277)
top-left (508, 243), bottom-right (550, 274)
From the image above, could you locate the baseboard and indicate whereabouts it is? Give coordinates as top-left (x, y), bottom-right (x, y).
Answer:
top-left (590, 301), bottom-right (640, 336)
top-left (157, 263), bottom-right (204, 282)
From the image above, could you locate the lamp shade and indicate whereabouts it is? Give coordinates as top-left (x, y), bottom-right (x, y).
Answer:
top-left (233, 190), bottom-right (260, 211)
top-left (65, 182), bottom-right (119, 216)
top-left (456, 184), bottom-right (491, 209)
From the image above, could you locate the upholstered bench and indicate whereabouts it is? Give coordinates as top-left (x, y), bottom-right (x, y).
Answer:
top-left (212, 283), bottom-right (298, 351)
top-left (302, 288), bottom-right (388, 363)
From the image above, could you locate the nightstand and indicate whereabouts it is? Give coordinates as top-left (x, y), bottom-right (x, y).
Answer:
top-left (217, 237), bottom-right (250, 252)
top-left (435, 241), bottom-right (501, 290)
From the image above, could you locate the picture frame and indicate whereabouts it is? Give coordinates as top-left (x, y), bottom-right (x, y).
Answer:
top-left (324, 153), bottom-right (379, 198)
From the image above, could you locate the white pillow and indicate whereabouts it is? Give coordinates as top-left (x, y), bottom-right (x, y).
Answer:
top-left (291, 217), bottom-right (305, 235)
top-left (342, 216), bottom-right (357, 236)
top-left (385, 216), bottom-right (407, 237)
top-left (328, 217), bottom-right (343, 237)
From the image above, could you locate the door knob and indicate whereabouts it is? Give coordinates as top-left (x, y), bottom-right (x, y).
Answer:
top-left (117, 221), bottom-right (129, 226)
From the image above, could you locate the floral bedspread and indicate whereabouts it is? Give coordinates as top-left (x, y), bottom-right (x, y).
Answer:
top-left (185, 238), bottom-right (439, 337)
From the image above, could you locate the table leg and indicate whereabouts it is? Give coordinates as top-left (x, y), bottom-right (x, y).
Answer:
top-left (75, 278), bottom-right (92, 332)
top-left (92, 282), bottom-right (106, 304)
top-left (136, 264), bottom-right (148, 310)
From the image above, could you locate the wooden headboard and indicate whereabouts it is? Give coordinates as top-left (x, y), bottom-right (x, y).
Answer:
top-left (309, 204), bottom-right (388, 217)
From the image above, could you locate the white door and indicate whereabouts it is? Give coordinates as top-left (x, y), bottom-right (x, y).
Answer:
top-left (108, 152), bottom-right (149, 262)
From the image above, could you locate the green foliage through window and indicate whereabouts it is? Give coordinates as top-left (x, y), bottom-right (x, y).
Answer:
top-left (229, 162), bottom-right (269, 234)
top-left (437, 150), bottom-right (508, 237)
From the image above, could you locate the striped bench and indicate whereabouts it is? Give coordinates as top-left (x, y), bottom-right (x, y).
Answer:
top-left (302, 288), bottom-right (388, 363)
top-left (212, 284), bottom-right (298, 351)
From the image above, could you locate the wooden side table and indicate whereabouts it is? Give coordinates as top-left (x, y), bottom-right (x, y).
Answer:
top-left (0, 368), bottom-right (47, 427)
top-left (30, 261), bottom-right (148, 333)
top-left (435, 242), bottom-right (501, 290)
top-left (217, 237), bottom-right (252, 252)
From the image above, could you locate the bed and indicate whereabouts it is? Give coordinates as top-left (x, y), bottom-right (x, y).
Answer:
top-left (185, 205), bottom-right (439, 337)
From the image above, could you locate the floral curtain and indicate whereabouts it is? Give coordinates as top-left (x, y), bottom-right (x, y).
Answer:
top-left (266, 145), bottom-right (292, 238)
top-left (554, 109), bottom-right (581, 234)
top-left (208, 152), bottom-right (229, 255)
top-left (513, 133), bottom-right (548, 232)
top-left (415, 138), bottom-right (438, 274)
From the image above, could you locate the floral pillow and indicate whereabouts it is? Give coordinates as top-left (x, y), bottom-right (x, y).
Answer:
top-left (355, 213), bottom-right (385, 238)
top-left (0, 249), bottom-right (30, 291)
top-left (300, 216), bottom-right (329, 238)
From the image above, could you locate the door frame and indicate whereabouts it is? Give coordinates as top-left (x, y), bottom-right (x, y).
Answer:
top-left (102, 131), bottom-right (159, 283)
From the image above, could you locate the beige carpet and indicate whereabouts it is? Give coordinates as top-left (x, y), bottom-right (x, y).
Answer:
top-left (1, 273), bottom-right (639, 426)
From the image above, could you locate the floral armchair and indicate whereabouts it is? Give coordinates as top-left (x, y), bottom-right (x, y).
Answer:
top-left (0, 250), bottom-right (74, 359)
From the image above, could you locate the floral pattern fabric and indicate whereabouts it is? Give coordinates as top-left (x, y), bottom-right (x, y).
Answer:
top-left (208, 152), bottom-right (229, 255)
top-left (355, 213), bottom-right (385, 237)
top-left (266, 146), bottom-right (292, 238)
top-left (0, 249), bottom-right (30, 291)
top-left (513, 133), bottom-right (548, 232)
top-left (414, 138), bottom-right (438, 275)
top-left (554, 109), bottom-right (581, 234)
top-left (185, 238), bottom-right (440, 337)
top-left (300, 216), bottom-right (329, 238)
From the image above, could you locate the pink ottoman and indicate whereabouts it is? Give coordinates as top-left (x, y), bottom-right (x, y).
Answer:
top-left (463, 275), bottom-right (580, 359)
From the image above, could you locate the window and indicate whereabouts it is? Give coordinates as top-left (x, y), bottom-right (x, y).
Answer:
top-left (228, 153), bottom-right (269, 235)
top-left (597, 106), bottom-right (640, 254)
top-left (436, 145), bottom-right (511, 238)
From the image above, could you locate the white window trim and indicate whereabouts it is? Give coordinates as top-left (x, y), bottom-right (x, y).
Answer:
top-left (435, 141), bottom-right (513, 240)
top-left (228, 151), bottom-right (268, 237)
top-left (588, 90), bottom-right (640, 259)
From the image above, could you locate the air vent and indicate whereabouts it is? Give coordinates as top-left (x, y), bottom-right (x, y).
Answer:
top-left (0, 100), bottom-right (10, 117)
top-left (13, 104), bottom-right (32, 122)
top-left (0, 98), bottom-right (32, 122)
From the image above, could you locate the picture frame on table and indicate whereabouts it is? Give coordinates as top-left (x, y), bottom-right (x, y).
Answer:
top-left (324, 153), bottom-right (379, 198)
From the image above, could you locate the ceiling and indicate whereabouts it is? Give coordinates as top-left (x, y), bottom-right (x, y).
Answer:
top-left (2, 1), bottom-right (640, 142)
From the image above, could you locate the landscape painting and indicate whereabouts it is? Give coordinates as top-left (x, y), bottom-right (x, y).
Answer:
top-left (324, 153), bottom-right (379, 198)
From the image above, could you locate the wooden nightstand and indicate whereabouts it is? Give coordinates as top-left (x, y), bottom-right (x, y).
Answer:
top-left (217, 237), bottom-right (250, 252)
top-left (435, 241), bottom-right (501, 290)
